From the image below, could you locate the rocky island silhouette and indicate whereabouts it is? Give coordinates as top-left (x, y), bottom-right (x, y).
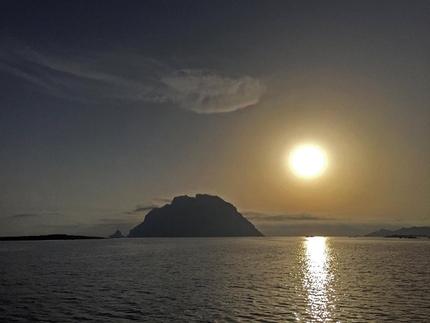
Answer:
top-left (127, 194), bottom-right (264, 237)
top-left (365, 226), bottom-right (430, 237)
top-left (108, 230), bottom-right (125, 239)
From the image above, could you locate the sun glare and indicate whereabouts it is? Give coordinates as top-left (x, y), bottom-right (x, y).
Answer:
top-left (289, 145), bottom-right (327, 178)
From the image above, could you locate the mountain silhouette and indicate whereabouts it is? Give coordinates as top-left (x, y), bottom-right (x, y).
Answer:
top-left (128, 194), bottom-right (264, 237)
top-left (365, 226), bottom-right (430, 237)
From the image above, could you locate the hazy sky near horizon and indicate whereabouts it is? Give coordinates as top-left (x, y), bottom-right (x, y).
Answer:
top-left (1, 1), bottom-right (429, 236)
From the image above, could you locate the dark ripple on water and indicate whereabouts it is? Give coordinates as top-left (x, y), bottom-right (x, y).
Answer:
top-left (1, 237), bottom-right (429, 322)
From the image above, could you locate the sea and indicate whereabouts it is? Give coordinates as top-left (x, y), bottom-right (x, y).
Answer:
top-left (1, 237), bottom-right (429, 322)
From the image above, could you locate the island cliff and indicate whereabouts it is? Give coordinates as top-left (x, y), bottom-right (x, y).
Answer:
top-left (128, 194), bottom-right (264, 237)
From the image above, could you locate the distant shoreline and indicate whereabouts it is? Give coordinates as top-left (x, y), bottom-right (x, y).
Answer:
top-left (0, 234), bottom-right (105, 241)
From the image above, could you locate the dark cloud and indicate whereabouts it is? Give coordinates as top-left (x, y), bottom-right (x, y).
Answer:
top-left (134, 206), bottom-right (157, 212)
top-left (10, 213), bottom-right (39, 218)
top-left (123, 197), bottom-right (174, 215)
top-left (97, 218), bottom-right (136, 224)
top-left (243, 212), bottom-right (335, 222)
top-left (152, 197), bottom-right (172, 204)
top-left (123, 205), bottom-right (157, 215)
top-left (9, 212), bottom-right (60, 218)
top-left (244, 212), bottom-right (403, 236)
top-left (256, 222), bottom-right (400, 237)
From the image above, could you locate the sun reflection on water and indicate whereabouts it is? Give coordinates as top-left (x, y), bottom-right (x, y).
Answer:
top-left (303, 236), bottom-right (334, 322)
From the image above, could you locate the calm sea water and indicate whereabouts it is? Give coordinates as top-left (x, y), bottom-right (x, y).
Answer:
top-left (1, 237), bottom-right (429, 322)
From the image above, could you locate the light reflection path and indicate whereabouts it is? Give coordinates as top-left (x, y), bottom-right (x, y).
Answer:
top-left (303, 237), bottom-right (335, 322)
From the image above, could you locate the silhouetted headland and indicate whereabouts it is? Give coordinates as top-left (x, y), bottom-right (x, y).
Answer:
top-left (365, 226), bottom-right (430, 237)
top-left (109, 230), bottom-right (125, 238)
top-left (128, 194), bottom-right (264, 237)
top-left (0, 234), bottom-right (105, 241)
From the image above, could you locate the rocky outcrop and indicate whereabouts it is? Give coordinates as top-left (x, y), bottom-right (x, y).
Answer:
top-left (108, 229), bottom-right (125, 238)
top-left (128, 194), bottom-right (264, 237)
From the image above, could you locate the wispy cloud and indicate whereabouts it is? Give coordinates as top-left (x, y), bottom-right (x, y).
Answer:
top-left (8, 212), bottom-right (61, 218)
top-left (151, 197), bottom-right (172, 204)
top-left (123, 204), bottom-right (158, 215)
top-left (10, 213), bottom-right (39, 218)
top-left (123, 196), bottom-right (174, 215)
top-left (243, 212), bottom-right (335, 222)
top-left (0, 46), bottom-right (265, 113)
top-left (160, 69), bottom-right (265, 113)
top-left (98, 218), bottom-right (137, 224)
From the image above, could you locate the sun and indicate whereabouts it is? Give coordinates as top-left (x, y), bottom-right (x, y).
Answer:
top-left (289, 145), bottom-right (327, 178)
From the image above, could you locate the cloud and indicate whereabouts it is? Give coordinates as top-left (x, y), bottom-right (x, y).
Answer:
top-left (161, 69), bottom-right (265, 113)
top-left (123, 196), bottom-right (174, 215)
top-left (133, 205), bottom-right (157, 213)
top-left (10, 213), bottom-right (39, 218)
top-left (123, 204), bottom-right (157, 215)
top-left (152, 197), bottom-right (172, 204)
top-left (8, 211), bottom-right (61, 219)
top-left (0, 46), bottom-right (265, 113)
top-left (243, 212), bottom-right (334, 222)
top-left (98, 218), bottom-right (136, 224)
top-left (243, 212), bottom-right (403, 236)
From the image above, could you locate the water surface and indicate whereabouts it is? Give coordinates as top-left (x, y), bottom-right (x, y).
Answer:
top-left (1, 237), bottom-right (429, 322)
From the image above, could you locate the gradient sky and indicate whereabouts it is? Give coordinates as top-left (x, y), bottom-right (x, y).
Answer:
top-left (1, 0), bottom-right (429, 236)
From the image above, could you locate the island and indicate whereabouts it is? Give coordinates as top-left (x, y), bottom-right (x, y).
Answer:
top-left (0, 234), bottom-right (105, 241)
top-left (128, 194), bottom-right (264, 237)
top-left (365, 226), bottom-right (430, 238)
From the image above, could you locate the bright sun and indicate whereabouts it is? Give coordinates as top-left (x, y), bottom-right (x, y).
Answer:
top-left (289, 145), bottom-right (327, 178)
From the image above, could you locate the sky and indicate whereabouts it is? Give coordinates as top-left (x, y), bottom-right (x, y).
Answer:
top-left (1, 0), bottom-right (429, 237)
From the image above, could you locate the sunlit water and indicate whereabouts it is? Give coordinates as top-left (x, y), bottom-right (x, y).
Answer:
top-left (1, 237), bottom-right (429, 322)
